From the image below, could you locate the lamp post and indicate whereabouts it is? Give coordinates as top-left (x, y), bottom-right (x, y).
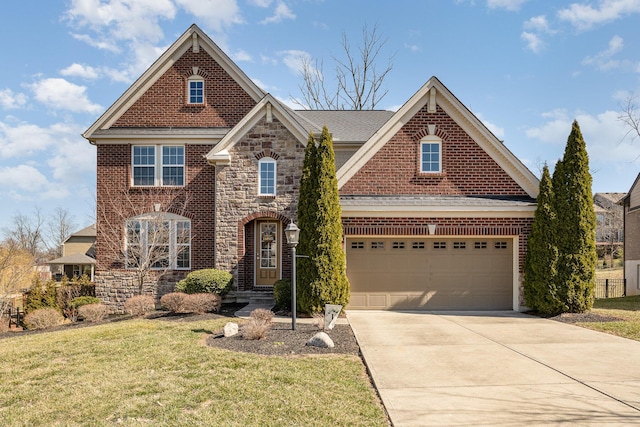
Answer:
top-left (284, 222), bottom-right (300, 330)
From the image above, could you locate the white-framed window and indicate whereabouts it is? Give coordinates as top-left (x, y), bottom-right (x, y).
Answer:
top-left (420, 137), bottom-right (442, 173)
top-left (258, 157), bottom-right (276, 196)
top-left (132, 145), bottom-right (184, 187)
top-left (125, 212), bottom-right (191, 270)
top-left (188, 77), bottom-right (204, 104)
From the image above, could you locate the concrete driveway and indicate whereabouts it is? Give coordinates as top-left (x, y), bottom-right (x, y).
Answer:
top-left (347, 310), bottom-right (640, 426)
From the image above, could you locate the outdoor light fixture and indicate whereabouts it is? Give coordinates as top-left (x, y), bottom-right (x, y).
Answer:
top-left (284, 222), bottom-right (300, 330)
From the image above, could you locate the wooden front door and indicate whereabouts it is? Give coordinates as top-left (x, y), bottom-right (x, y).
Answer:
top-left (256, 220), bottom-right (280, 286)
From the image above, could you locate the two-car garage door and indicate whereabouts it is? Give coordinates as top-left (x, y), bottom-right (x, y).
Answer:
top-left (346, 237), bottom-right (514, 310)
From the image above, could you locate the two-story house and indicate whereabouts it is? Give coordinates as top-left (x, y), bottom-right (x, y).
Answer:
top-left (83, 25), bottom-right (539, 313)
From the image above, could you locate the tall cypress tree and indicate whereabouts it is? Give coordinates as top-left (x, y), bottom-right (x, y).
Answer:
top-left (298, 126), bottom-right (350, 313)
top-left (553, 120), bottom-right (597, 312)
top-left (524, 165), bottom-right (562, 314)
top-left (296, 132), bottom-right (319, 312)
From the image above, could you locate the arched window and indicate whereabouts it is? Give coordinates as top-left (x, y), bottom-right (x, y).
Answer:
top-left (125, 212), bottom-right (191, 270)
top-left (258, 157), bottom-right (277, 196)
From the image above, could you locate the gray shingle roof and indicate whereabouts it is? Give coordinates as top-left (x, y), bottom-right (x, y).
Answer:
top-left (294, 110), bottom-right (394, 142)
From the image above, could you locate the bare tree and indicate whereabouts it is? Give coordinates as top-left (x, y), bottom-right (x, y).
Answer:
top-left (97, 187), bottom-right (193, 295)
top-left (294, 23), bottom-right (394, 110)
top-left (5, 208), bottom-right (47, 259)
top-left (0, 239), bottom-right (35, 319)
top-left (45, 208), bottom-right (77, 258)
top-left (619, 94), bottom-right (640, 141)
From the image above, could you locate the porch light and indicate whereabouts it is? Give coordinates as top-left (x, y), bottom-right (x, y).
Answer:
top-left (285, 222), bottom-right (300, 330)
top-left (284, 222), bottom-right (300, 247)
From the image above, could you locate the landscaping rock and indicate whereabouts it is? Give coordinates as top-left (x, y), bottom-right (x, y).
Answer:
top-left (306, 332), bottom-right (334, 348)
top-left (224, 322), bottom-right (239, 337)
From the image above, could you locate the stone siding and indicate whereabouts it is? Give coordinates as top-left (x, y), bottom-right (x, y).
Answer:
top-left (214, 116), bottom-right (305, 290)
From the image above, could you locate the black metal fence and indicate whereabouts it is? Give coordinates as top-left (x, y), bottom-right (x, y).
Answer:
top-left (595, 279), bottom-right (626, 299)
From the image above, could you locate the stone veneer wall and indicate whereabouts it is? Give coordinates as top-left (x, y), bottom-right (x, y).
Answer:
top-left (214, 116), bottom-right (305, 290)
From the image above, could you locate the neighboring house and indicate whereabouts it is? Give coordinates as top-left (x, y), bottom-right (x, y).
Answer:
top-left (83, 25), bottom-right (539, 313)
top-left (47, 224), bottom-right (96, 281)
top-left (594, 193), bottom-right (625, 250)
top-left (620, 175), bottom-right (640, 296)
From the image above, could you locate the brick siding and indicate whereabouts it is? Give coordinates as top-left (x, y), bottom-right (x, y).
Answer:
top-left (340, 104), bottom-right (528, 196)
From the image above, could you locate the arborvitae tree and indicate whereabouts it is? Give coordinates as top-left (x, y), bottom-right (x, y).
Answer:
top-left (524, 165), bottom-right (562, 314)
top-left (553, 120), bottom-right (597, 312)
top-left (296, 132), bottom-right (319, 312)
top-left (298, 126), bottom-right (350, 313)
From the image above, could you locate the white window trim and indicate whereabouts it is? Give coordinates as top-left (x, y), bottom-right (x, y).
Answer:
top-left (125, 213), bottom-right (191, 271)
top-left (187, 76), bottom-right (204, 105)
top-left (132, 145), bottom-right (185, 187)
top-left (420, 136), bottom-right (442, 174)
top-left (258, 157), bottom-right (277, 196)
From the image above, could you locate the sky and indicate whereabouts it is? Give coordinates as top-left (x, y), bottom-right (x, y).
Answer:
top-left (1, 0), bottom-right (640, 232)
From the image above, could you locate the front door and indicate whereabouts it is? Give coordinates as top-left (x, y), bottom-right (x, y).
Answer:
top-left (256, 220), bottom-right (280, 286)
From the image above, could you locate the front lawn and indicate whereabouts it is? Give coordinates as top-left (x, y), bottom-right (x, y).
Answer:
top-left (575, 295), bottom-right (640, 341)
top-left (0, 316), bottom-right (387, 426)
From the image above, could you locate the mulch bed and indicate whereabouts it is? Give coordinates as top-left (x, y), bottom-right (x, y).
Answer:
top-left (206, 321), bottom-right (360, 356)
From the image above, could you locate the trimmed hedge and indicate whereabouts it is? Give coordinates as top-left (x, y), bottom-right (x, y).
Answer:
top-left (175, 269), bottom-right (233, 295)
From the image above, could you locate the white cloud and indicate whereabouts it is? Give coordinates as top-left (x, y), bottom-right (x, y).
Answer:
top-left (29, 78), bottom-right (102, 114)
top-left (66, 0), bottom-right (177, 44)
top-left (0, 121), bottom-right (56, 157)
top-left (524, 15), bottom-right (553, 33)
top-left (249, 0), bottom-right (273, 7)
top-left (404, 43), bottom-right (421, 53)
top-left (487, 0), bottom-right (529, 11)
top-left (279, 50), bottom-right (312, 75)
top-left (174, 0), bottom-right (244, 32)
top-left (582, 35), bottom-right (626, 70)
top-left (261, 1), bottom-right (296, 24)
top-left (521, 31), bottom-right (545, 53)
top-left (476, 112), bottom-right (505, 139)
top-left (70, 33), bottom-right (120, 53)
top-left (60, 63), bottom-right (101, 79)
top-left (233, 49), bottom-right (252, 62)
top-left (0, 165), bottom-right (51, 193)
top-left (525, 108), bottom-right (640, 164)
top-left (558, 0), bottom-right (640, 30)
top-left (251, 78), bottom-right (276, 92)
top-left (0, 89), bottom-right (27, 110)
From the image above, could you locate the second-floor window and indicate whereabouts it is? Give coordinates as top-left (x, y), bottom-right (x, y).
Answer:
top-left (132, 145), bottom-right (184, 187)
top-left (259, 157), bottom-right (276, 196)
top-left (188, 78), bottom-right (204, 104)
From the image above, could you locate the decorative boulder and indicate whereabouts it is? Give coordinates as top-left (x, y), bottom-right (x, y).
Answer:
top-left (223, 322), bottom-right (239, 337)
top-left (306, 332), bottom-right (334, 348)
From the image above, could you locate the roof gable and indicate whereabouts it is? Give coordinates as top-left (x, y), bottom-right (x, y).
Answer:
top-left (205, 94), bottom-right (310, 164)
top-left (336, 77), bottom-right (539, 198)
top-left (84, 24), bottom-right (265, 139)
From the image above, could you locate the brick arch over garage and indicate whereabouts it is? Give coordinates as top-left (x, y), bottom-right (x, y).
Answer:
top-left (237, 211), bottom-right (292, 291)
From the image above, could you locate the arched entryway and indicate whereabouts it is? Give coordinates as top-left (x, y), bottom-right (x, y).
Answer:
top-left (238, 211), bottom-right (292, 291)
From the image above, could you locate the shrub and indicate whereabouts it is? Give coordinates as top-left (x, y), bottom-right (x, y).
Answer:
top-left (241, 318), bottom-right (272, 340)
top-left (78, 304), bottom-right (109, 323)
top-left (24, 279), bottom-right (58, 314)
top-left (175, 269), bottom-right (233, 295)
top-left (124, 295), bottom-right (156, 316)
top-left (184, 293), bottom-right (221, 314)
top-left (273, 279), bottom-right (291, 311)
top-left (160, 292), bottom-right (187, 313)
top-left (69, 296), bottom-right (101, 309)
top-left (23, 308), bottom-right (64, 330)
top-left (250, 308), bottom-right (274, 324)
top-left (56, 279), bottom-right (95, 318)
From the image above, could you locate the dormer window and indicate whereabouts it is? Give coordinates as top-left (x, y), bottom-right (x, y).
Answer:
top-left (188, 77), bottom-right (204, 104)
top-left (258, 157), bottom-right (276, 196)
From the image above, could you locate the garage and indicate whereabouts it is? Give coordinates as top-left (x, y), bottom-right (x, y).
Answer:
top-left (346, 237), bottom-right (514, 310)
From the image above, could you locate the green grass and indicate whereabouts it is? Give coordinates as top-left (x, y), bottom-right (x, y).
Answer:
top-left (576, 295), bottom-right (640, 341)
top-left (0, 318), bottom-right (387, 427)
